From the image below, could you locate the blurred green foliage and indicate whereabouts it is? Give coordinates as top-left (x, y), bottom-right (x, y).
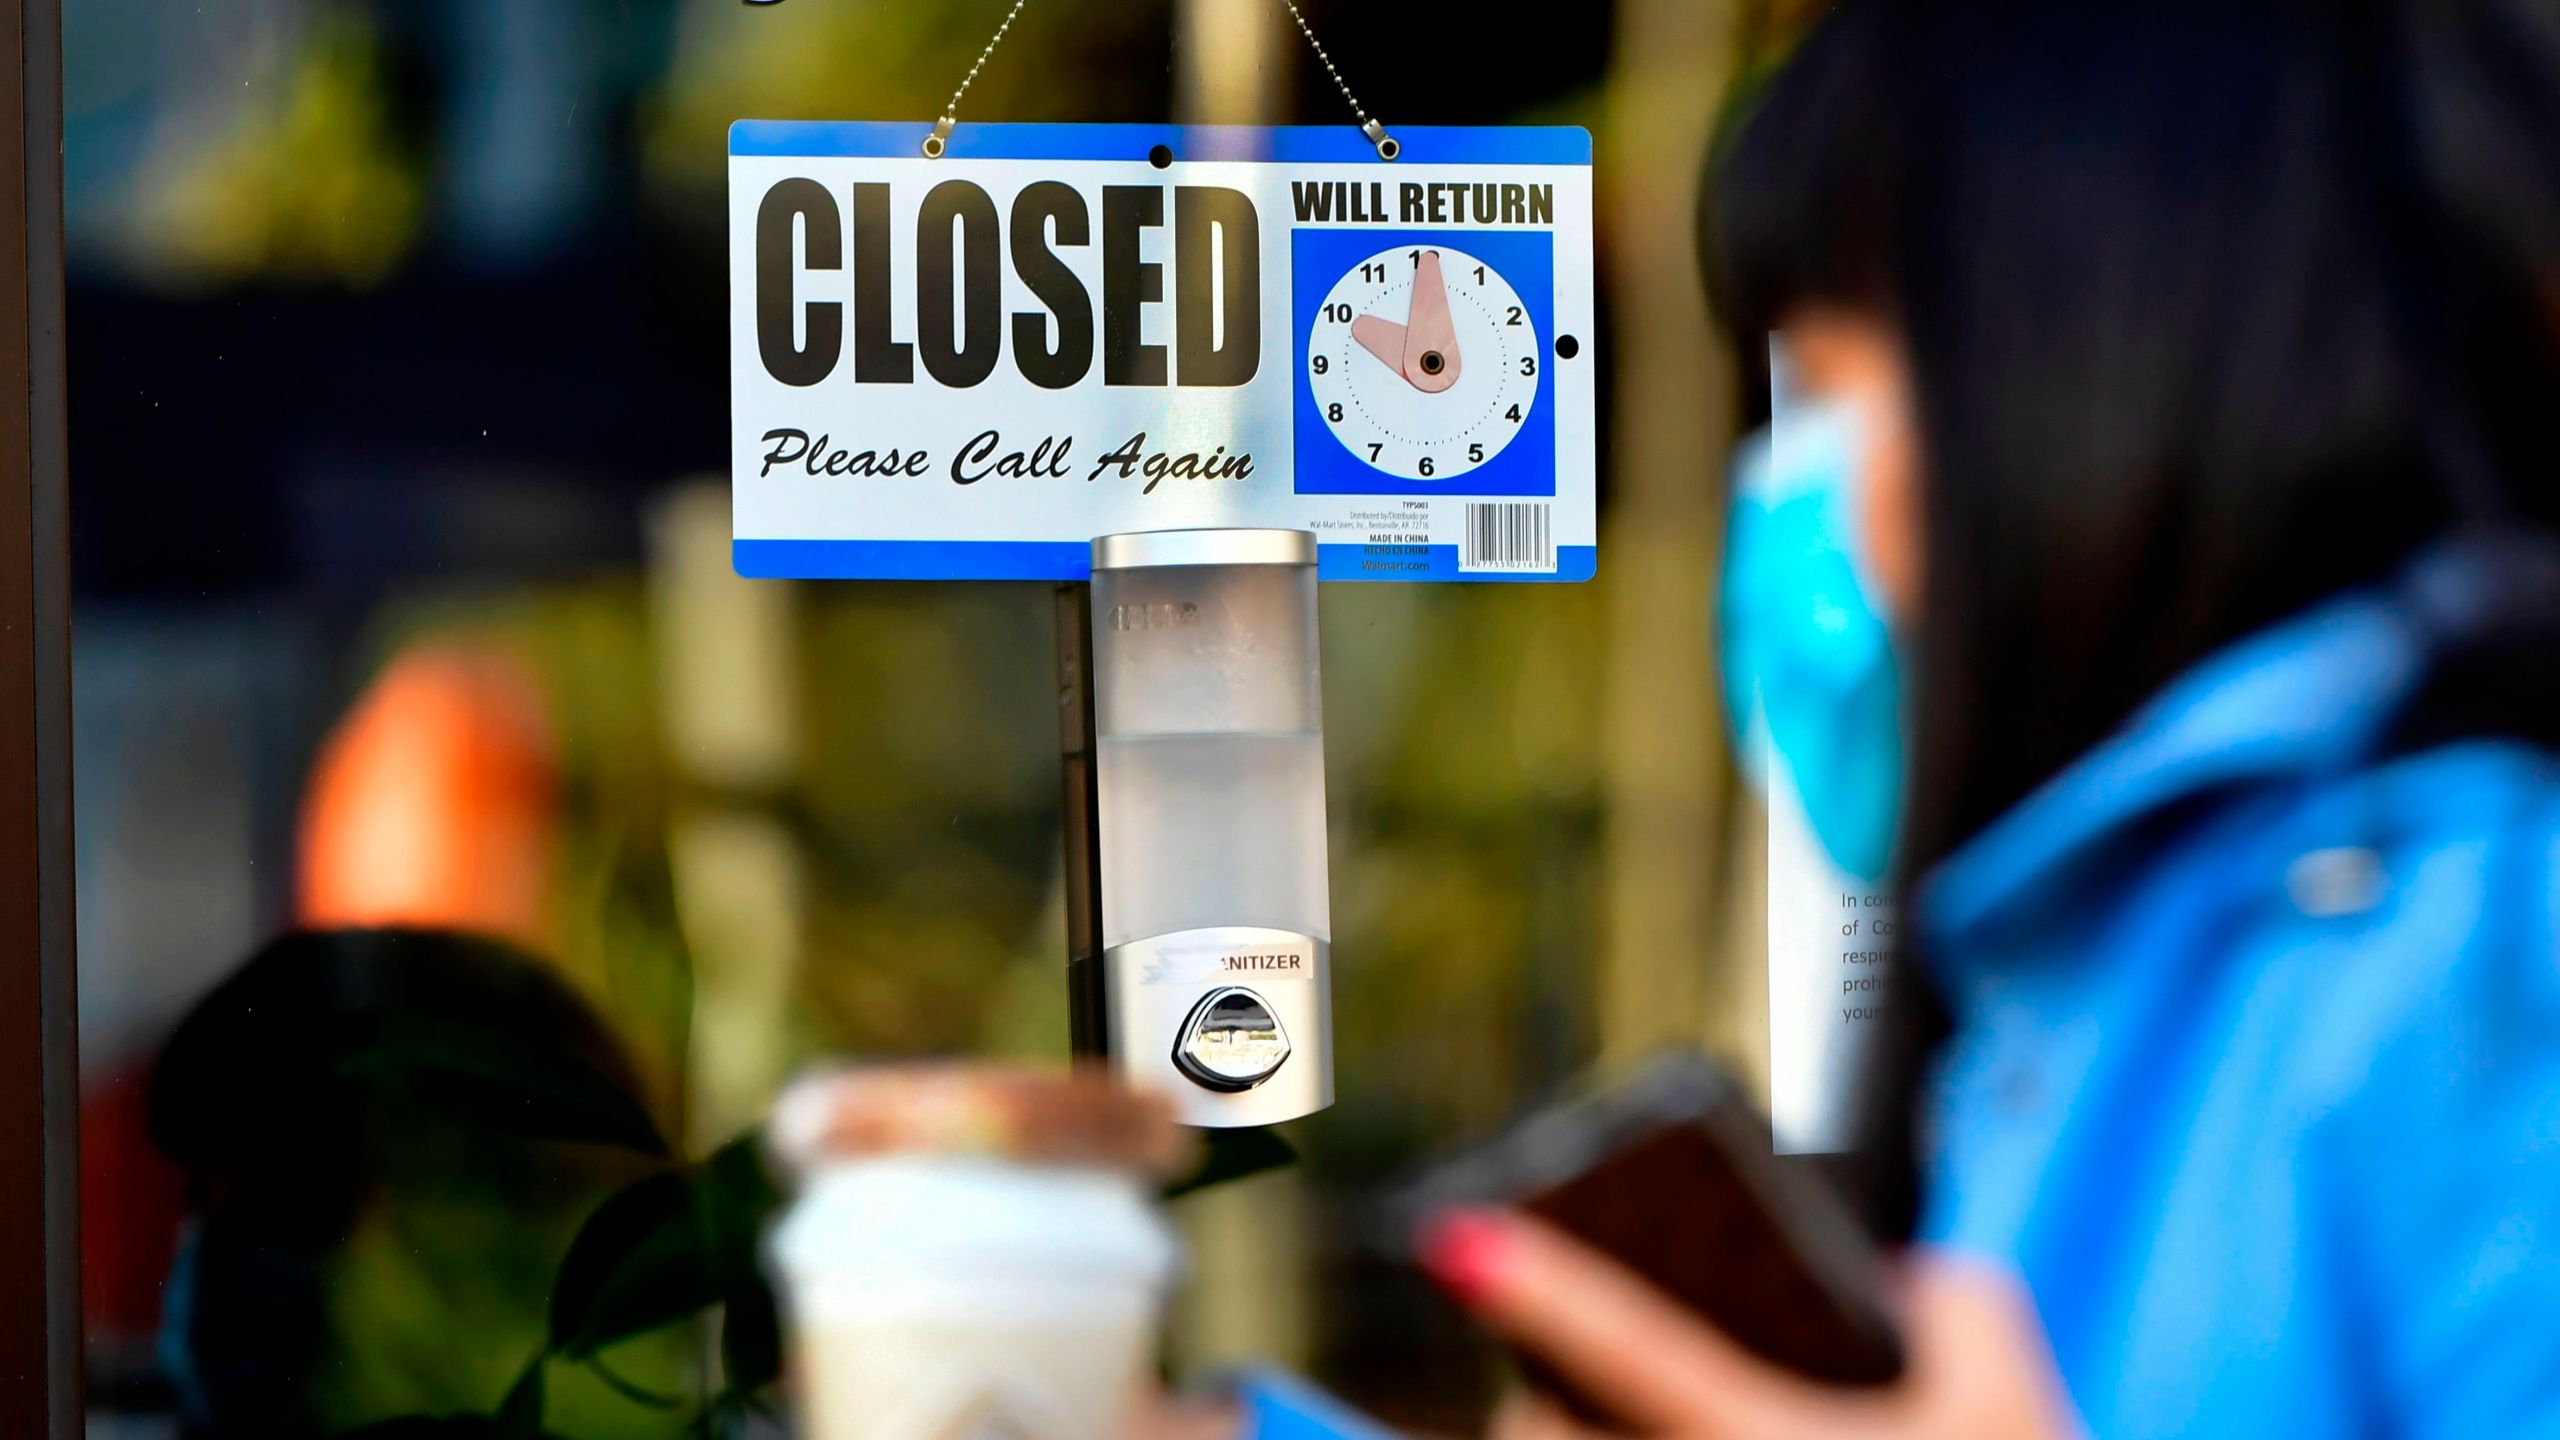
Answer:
top-left (133, 10), bottom-right (425, 287)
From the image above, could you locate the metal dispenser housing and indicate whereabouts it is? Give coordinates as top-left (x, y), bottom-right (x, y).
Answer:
top-left (1089, 529), bottom-right (1331, 1127)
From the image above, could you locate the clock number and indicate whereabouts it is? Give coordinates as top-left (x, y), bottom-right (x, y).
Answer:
top-left (1368, 443), bottom-right (1383, 463)
top-left (1324, 303), bottom-right (1354, 323)
top-left (1311, 354), bottom-right (1329, 375)
top-left (1410, 250), bottom-right (1423, 267)
top-left (1521, 355), bottom-right (1538, 376)
top-left (1328, 403), bottom-right (1344, 422)
top-left (1506, 404), bottom-right (1523, 423)
top-left (1418, 456), bottom-right (1435, 478)
top-left (1361, 262), bottom-right (1385, 282)
top-left (1506, 306), bottom-right (1524, 327)
top-left (1474, 265), bottom-right (1486, 284)
top-left (1469, 442), bottom-right (1485, 463)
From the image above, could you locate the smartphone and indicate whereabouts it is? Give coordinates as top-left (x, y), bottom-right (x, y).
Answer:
top-left (1384, 1051), bottom-right (1906, 1420)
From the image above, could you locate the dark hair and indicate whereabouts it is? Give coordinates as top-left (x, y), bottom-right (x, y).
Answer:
top-left (1711, 0), bottom-right (2560, 1231)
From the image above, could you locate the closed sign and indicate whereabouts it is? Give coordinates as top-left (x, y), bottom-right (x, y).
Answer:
top-left (728, 122), bottom-right (1597, 583)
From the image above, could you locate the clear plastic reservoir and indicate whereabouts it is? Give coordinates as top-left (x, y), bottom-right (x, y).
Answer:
top-left (1089, 532), bottom-right (1329, 950)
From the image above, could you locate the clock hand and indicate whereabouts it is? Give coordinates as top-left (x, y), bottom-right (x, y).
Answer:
top-left (1402, 250), bottom-right (1462, 393)
top-left (1351, 314), bottom-right (1408, 375)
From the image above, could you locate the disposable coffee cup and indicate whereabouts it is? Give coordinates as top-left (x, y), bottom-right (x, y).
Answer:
top-left (766, 1067), bottom-right (1189, 1440)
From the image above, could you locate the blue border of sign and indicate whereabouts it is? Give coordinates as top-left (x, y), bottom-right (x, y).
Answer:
top-left (729, 121), bottom-right (1592, 167)
top-left (1290, 227), bottom-right (1558, 499)
top-left (734, 539), bottom-right (1597, 584)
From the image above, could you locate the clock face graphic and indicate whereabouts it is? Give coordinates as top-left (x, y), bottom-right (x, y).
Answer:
top-left (1305, 242), bottom-right (1541, 482)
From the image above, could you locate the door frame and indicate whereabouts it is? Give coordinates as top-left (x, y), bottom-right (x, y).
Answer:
top-left (0, 0), bottom-right (81, 1431)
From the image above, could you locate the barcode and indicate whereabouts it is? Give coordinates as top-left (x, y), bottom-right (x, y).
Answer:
top-left (1460, 503), bottom-right (1555, 572)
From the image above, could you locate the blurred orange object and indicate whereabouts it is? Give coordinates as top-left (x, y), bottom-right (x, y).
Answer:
top-left (297, 646), bottom-right (557, 949)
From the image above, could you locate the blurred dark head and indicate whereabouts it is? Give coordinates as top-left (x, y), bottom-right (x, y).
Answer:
top-left (148, 928), bottom-right (660, 1435)
top-left (1712, 0), bottom-right (2560, 874)
top-left (151, 926), bottom-right (658, 1237)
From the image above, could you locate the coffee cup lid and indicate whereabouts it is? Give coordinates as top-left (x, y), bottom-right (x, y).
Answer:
top-left (770, 1064), bottom-right (1195, 1179)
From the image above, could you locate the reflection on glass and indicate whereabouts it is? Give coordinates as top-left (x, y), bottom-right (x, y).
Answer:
top-left (67, 1), bottom-right (1666, 1434)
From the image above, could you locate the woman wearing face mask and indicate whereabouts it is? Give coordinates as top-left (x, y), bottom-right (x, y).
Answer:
top-left (1400, 2), bottom-right (2560, 1437)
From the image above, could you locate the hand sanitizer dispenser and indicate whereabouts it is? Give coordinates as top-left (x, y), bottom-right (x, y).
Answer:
top-left (1090, 530), bottom-right (1331, 1128)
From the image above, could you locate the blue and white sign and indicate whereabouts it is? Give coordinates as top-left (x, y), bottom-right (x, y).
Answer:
top-left (728, 122), bottom-right (1596, 582)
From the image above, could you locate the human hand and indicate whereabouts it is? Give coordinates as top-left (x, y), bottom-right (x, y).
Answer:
top-left (1124, 1392), bottom-right (1244, 1440)
top-left (1420, 1210), bottom-right (2078, 1439)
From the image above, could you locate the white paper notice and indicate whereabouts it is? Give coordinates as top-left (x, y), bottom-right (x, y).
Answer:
top-left (1765, 736), bottom-right (1894, 1154)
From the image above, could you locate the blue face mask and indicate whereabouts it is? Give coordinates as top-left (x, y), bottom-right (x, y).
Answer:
top-left (1720, 398), bottom-right (1907, 883)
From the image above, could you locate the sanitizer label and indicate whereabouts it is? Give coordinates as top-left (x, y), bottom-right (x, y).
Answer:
top-left (728, 122), bottom-right (1597, 583)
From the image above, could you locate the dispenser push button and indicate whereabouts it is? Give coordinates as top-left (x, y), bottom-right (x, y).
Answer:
top-left (1102, 924), bottom-right (1329, 1125)
top-left (1173, 987), bottom-right (1292, 1092)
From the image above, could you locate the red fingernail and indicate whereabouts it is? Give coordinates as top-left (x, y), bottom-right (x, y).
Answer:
top-left (1417, 1208), bottom-right (1511, 1307)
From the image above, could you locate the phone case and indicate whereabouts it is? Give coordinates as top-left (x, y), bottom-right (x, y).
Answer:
top-left (1382, 1052), bottom-right (1906, 1421)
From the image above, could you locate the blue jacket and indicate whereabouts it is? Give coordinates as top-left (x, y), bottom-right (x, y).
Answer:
top-left (1245, 566), bottom-right (2560, 1440)
top-left (1920, 580), bottom-right (2560, 1436)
